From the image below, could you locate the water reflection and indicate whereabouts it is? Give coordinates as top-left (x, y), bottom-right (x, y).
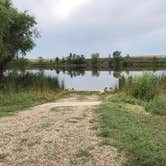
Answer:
top-left (0, 71), bottom-right (64, 92)
top-left (2, 68), bottom-right (166, 91)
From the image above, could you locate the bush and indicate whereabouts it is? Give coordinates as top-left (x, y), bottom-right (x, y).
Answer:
top-left (128, 73), bottom-right (159, 101)
top-left (145, 95), bottom-right (166, 115)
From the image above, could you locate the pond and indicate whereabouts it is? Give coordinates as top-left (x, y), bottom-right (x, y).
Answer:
top-left (4, 69), bottom-right (165, 91)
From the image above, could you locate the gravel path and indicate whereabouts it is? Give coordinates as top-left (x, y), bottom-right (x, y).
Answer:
top-left (0, 95), bottom-right (124, 166)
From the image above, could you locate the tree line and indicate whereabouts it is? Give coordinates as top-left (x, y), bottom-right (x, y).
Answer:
top-left (33, 51), bottom-right (128, 68)
top-left (11, 51), bottom-right (166, 70)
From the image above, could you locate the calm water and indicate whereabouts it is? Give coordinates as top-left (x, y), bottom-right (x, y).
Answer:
top-left (15, 69), bottom-right (165, 91)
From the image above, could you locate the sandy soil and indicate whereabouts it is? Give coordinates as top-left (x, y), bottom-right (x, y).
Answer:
top-left (0, 95), bottom-right (125, 166)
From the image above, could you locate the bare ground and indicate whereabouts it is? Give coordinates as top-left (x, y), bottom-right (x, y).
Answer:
top-left (0, 94), bottom-right (125, 166)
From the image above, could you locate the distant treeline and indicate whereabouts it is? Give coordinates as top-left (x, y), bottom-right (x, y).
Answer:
top-left (9, 51), bottom-right (166, 70)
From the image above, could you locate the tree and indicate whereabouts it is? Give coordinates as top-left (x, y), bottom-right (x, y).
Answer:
top-left (91, 53), bottom-right (99, 66)
top-left (55, 57), bottom-right (59, 63)
top-left (112, 51), bottom-right (122, 68)
top-left (61, 57), bottom-right (65, 64)
top-left (67, 53), bottom-right (73, 64)
top-left (0, 0), bottom-right (38, 75)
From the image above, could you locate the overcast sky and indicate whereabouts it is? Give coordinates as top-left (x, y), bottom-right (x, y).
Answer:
top-left (13, 0), bottom-right (166, 58)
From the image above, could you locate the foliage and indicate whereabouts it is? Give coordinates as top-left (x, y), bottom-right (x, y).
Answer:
top-left (112, 51), bottom-right (122, 68)
top-left (0, 0), bottom-right (38, 73)
top-left (0, 71), bottom-right (66, 117)
top-left (127, 73), bottom-right (159, 101)
top-left (112, 51), bottom-right (121, 58)
top-left (11, 57), bottom-right (29, 70)
top-left (66, 53), bottom-right (86, 65)
top-left (145, 95), bottom-right (166, 115)
top-left (91, 53), bottom-right (99, 66)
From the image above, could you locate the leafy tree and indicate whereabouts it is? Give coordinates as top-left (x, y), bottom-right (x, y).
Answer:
top-left (67, 53), bottom-right (73, 64)
top-left (0, 0), bottom-right (38, 74)
top-left (112, 51), bottom-right (122, 68)
top-left (91, 53), bottom-right (99, 66)
top-left (55, 57), bottom-right (59, 63)
top-left (80, 55), bottom-right (86, 64)
top-left (75, 54), bottom-right (86, 65)
top-left (66, 53), bottom-right (86, 65)
top-left (61, 57), bottom-right (65, 64)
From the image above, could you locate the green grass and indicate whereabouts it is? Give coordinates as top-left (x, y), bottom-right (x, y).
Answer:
top-left (110, 95), bottom-right (146, 106)
top-left (110, 94), bottom-right (166, 116)
top-left (0, 92), bottom-right (45, 117)
top-left (145, 95), bottom-right (166, 115)
top-left (96, 96), bottom-right (166, 166)
top-left (0, 71), bottom-right (67, 117)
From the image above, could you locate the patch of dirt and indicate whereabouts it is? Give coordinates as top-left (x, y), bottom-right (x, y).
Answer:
top-left (0, 95), bottom-right (125, 166)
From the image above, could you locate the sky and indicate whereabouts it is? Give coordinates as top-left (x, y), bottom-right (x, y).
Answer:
top-left (12, 0), bottom-right (166, 58)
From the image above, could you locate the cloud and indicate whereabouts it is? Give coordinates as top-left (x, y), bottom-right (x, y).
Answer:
top-left (12, 0), bottom-right (166, 57)
top-left (13, 0), bottom-right (91, 28)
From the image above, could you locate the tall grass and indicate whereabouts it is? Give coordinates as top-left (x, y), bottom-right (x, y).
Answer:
top-left (118, 73), bottom-right (166, 115)
top-left (121, 73), bottom-right (166, 101)
top-left (0, 93), bottom-right (43, 117)
top-left (0, 72), bottom-right (65, 117)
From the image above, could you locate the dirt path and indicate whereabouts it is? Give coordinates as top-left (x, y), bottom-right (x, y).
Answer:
top-left (0, 95), bottom-right (124, 166)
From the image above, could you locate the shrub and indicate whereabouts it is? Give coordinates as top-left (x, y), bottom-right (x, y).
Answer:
top-left (128, 73), bottom-right (159, 101)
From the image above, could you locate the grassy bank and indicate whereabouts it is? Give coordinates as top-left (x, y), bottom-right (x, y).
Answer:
top-left (0, 72), bottom-right (65, 117)
top-left (0, 93), bottom-right (44, 117)
top-left (96, 96), bottom-right (166, 166)
top-left (96, 73), bottom-right (166, 166)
